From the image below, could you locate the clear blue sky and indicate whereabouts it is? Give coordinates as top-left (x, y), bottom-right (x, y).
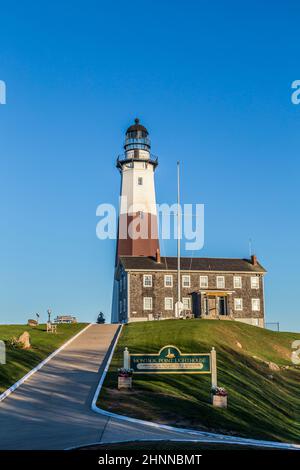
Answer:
top-left (0, 1), bottom-right (300, 331)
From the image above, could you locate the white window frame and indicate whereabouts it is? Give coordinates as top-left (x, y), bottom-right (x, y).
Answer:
top-left (164, 297), bottom-right (174, 310)
top-left (216, 276), bottom-right (225, 289)
top-left (251, 276), bottom-right (260, 289)
top-left (143, 297), bottom-right (152, 310)
top-left (182, 297), bottom-right (191, 310)
top-left (143, 274), bottom-right (152, 287)
top-left (234, 298), bottom-right (243, 311)
top-left (164, 274), bottom-right (173, 287)
top-left (252, 298), bottom-right (260, 311)
top-left (200, 275), bottom-right (208, 288)
top-left (182, 275), bottom-right (191, 288)
top-left (233, 276), bottom-right (242, 289)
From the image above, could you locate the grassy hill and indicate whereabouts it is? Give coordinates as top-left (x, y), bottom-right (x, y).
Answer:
top-left (98, 320), bottom-right (300, 443)
top-left (0, 323), bottom-right (87, 393)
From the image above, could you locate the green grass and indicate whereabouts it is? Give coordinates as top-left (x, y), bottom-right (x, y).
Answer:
top-left (0, 323), bottom-right (88, 393)
top-left (98, 320), bottom-right (300, 443)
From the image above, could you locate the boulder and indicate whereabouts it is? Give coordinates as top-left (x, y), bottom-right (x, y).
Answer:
top-left (18, 331), bottom-right (31, 349)
top-left (267, 361), bottom-right (280, 371)
top-left (253, 355), bottom-right (281, 371)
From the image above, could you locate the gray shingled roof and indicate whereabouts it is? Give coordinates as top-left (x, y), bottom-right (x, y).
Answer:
top-left (119, 256), bottom-right (266, 273)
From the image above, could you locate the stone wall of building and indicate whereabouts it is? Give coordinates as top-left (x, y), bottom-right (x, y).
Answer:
top-left (125, 270), bottom-right (265, 323)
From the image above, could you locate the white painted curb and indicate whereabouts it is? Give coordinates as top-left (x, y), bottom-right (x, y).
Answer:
top-left (91, 325), bottom-right (300, 451)
top-left (91, 324), bottom-right (123, 410)
top-left (0, 323), bottom-right (93, 403)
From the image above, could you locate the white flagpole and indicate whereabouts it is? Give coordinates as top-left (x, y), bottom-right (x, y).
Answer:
top-left (177, 161), bottom-right (181, 317)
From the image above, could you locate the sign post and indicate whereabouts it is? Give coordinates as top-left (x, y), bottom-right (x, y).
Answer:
top-left (123, 347), bottom-right (130, 369)
top-left (210, 347), bottom-right (217, 388)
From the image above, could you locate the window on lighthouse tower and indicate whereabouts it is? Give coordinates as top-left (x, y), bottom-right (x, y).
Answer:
top-left (138, 177), bottom-right (143, 185)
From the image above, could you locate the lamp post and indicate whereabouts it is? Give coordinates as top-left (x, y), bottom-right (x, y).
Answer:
top-left (47, 308), bottom-right (52, 324)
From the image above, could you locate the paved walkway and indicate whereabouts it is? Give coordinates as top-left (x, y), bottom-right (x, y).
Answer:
top-left (0, 323), bottom-right (298, 450)
top-left (0, 323), bottom-right (214, 450)
top-left (0, 324), bottom-right (118, 449)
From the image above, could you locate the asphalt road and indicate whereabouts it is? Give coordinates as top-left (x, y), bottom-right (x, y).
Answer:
top-left (0, 323), bottom-right (198, 450)
top-left (0, 323), bottom-right (298, 450)
top-left (0, 324), bottom-right (119, 450)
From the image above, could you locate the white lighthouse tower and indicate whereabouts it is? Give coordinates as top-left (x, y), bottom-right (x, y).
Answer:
top-left (111, 118), bottom-right (160, 323)
top-left (116, 118), bottom-right (160, 259)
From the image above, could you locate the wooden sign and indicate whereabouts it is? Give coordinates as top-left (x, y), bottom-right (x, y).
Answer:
top-left (127, 345), bottom-right (213, 375)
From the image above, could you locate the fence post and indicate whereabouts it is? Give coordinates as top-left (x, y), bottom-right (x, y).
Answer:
top-left (0, 340), bottom-right (6, 365)
top-left (123, 347), bottom-right (130, 369)
top-left (211, 347), bottom-right (217, 388)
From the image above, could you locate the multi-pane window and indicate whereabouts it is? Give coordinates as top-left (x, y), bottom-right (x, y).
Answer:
top-left (233, 276), bottom-right (242, 289)
top-left (143, 297), bottom-right (152, 310)
top-left (200, 275), bottom-right (208, 288)
top-left (143, 274), bottom-right (152, 287)
top-left (252, 298), bottom-right (260, 311)
top-left (216, 276), bottom-right (225, 289)
top-left (182, 297), bottom-right (191, 310)
top-left (182, 275), bottom-right (191, 288)
top-left (234, 298), bottom-right (243, 311)
top-left (165, 297), bottom-right (173, 310)
top-left (164, 274), bottom-right (173, 287)
top-left (251, 276), bottom-right (260, 289)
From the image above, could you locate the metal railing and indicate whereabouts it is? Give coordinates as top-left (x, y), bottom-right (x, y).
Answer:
top-left (116, 154), bottom-right (158, 168)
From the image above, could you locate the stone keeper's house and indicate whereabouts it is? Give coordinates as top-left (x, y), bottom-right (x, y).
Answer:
top-left (116, 254), bottom-right (266, 327)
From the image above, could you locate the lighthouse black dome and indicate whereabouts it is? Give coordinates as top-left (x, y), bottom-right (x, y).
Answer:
top-left (126, 118), bottom-right (148, 136)
top-left (124, 118), bottom-right (151, 151)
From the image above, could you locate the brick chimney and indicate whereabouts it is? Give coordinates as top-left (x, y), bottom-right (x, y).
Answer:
top-left (156, 248), bottom-right (161, 263)
top-left (251, 254), bottom-right (258, 266)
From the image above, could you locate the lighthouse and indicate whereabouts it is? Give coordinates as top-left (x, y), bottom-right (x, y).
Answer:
top-left (116, 118), bottom-right (160, 259)
top-left (111, 118), bottom-right (160, 323)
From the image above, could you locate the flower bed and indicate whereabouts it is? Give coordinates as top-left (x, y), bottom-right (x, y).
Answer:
top-left (211, 386), bottom-right (228, 397)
